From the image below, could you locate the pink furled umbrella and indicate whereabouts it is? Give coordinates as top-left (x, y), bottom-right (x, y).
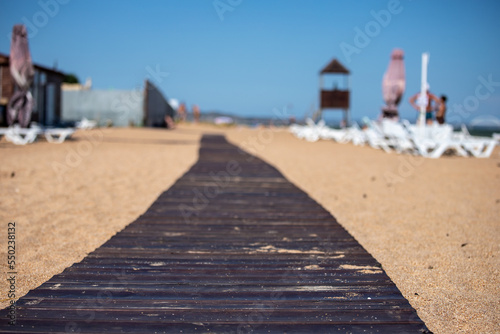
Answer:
top-left (7, 24), bottom-right (35, 127)
top-left (381, 48), bottom-right (405, 119)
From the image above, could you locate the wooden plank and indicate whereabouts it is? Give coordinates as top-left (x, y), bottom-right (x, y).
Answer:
top-left (17, 298), bottom-right (414, 310)
top-left (0, 320), bottom-right (432, 334)
top-left (14, 308), bottom-right (421, 324)
top-left (0, 134), bottom-right (432, 333)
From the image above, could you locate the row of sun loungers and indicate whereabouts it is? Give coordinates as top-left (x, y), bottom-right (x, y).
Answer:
top-left (0, 118), bottom-right (98, 145)
top-left (0, 124), bottom-right (75, 145)
top-left (290, 119), bottom-right (498, 159)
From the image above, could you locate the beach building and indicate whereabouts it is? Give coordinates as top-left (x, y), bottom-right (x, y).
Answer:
top-left (0, 52), bottom-right (65, 127)
top-left (62, 79), bottom-right (175, 127)
top-left (319, 58), bottom-right (351, 126)
top-left (62, 77), bottom-right (92, 91)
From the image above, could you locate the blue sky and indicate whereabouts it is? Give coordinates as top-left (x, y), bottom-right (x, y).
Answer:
top-left (1, 0), bottom-right (500, 125)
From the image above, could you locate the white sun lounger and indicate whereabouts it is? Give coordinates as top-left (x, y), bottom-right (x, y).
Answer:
top-left (44, 128), bottom-right (75, 143)
top-left (339, 123), bottom-right (365, 146)
top-left (291, 119), bottom-right (320, 142)
top-left (1, 124), bottom-right (42, 145)
top-left (76, 118), bottom-right (97, 130)
top-left (454, 125), bottom-right (497, 158)
top-left (363, 127), bottom-right (391, 152)
top-left (428, 139), bottom-right (469, 159)
top-left (405, 122), bottom-right (469, 158)
top-left (381, 120), bottom-right (416, 154)
top-left (320, 127), bottom-right (347, 142)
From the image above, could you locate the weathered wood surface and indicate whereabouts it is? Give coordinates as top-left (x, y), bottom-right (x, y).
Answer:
top-left (1, 135), bottom-right (431, 333)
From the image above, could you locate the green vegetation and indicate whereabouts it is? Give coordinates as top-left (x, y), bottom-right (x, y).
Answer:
top-left (63, 73), bottom-right (79, 84)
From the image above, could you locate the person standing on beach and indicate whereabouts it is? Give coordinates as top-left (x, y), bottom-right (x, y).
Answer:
top-left (193, 104), bottom-right (200, 123)
top-left (165, 115), bottom-right (175, 129)
top-left (409, 84), bottom-right (442, 125)
top-left (435, 95), bottom-right (447, 124)
top-left (178, 103), bottom-right (187, 122)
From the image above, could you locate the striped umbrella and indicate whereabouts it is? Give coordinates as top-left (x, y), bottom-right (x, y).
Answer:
top-left (7, 24), bottom-right (35, 128)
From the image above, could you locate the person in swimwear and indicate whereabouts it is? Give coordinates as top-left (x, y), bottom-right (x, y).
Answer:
top-left (435, 95), bottom-right (447, 124)
top-left (409, 84), bottom-right (442, 125)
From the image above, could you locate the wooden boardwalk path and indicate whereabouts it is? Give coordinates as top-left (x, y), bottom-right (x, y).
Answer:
top-left (2, 135), bottom-right (431, 333)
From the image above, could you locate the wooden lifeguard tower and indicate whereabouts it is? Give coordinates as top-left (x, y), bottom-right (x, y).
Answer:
top-left (319, 58), bottom-right (351, 126)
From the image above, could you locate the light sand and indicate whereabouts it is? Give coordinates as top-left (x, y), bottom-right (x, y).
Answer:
top-left (1, 123), bottom-right (499, 333)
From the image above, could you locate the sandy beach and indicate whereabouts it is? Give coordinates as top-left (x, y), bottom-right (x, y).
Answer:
top-left (0, 123), bottom-right (499, 333)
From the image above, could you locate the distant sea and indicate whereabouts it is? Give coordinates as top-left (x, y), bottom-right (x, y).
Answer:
top-left (197, 111), bottom-right (500, 137)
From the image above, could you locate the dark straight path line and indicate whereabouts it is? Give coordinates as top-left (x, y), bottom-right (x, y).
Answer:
top-left (1, 134), bottom-right (432, 333)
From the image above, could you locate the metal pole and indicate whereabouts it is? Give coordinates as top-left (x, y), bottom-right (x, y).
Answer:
top-left (318, 74), bottom-right (323, 121)
top-left (419, 52), bottom-right (429, 127)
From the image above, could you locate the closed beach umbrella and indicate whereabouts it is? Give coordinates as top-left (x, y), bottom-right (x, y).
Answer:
top-left (7, 24), bottom-right (35, 127)
top-left (382, 48), bottom-right (405, 117)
